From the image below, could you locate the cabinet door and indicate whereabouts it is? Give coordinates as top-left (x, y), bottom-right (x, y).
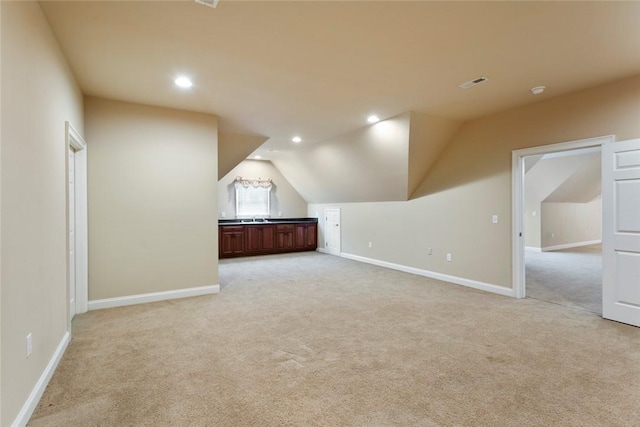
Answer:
top-left (220, 226), bottom-right (244, 257)
top-left (230, 231), bottom-right (244, 254)
top-left (277, 225), bottom-right (294, 250)
top-left (295, 224), bottom-right (308, 249)
top-left (244, 227), bottom-right (261, 253)
top-left (262, 225), bottom-right (276, 251)
top-left (306, 224), bottom-right (317, 249)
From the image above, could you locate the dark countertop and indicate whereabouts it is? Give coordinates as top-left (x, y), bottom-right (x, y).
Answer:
top-left (219, 217), bottom-right (318, 226)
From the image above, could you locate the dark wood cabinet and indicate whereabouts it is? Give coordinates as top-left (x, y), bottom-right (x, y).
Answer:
top-left (219, 221), bottom-right (317, 258)
top-left (219, 226), bottom-right (244, 257)
top-left (276, 224), bottom-right (295, 250)
top-left (244, 225), bottom-right (275, 254)
top-left (295, 223), bottom-right (317, 249)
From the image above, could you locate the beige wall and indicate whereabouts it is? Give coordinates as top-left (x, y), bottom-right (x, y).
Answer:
top-left (85, 97), bottom-right (218, 301)
top-left (311, 74), bottom-right (640, 289)
top-left (524, 153), bottom-right (598, 248)
top-left (218, 159), bottom-right (307, 219)
top-left (541, 198), bottom-right (601, 249)
top-left (1, 2), bottom-right (84, 425)
top-left (273, 112), bottom-right (411, 203)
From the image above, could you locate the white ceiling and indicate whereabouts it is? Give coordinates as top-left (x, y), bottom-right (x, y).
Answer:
top-left (40, 1), bottom-right (640, 153)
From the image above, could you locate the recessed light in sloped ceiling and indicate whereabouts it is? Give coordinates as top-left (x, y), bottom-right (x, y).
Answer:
top-left (531, 86), bottom-right (546, 95)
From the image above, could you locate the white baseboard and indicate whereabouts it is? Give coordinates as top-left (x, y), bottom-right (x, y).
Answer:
top-left (317, 248), bottom-right (329, 254)
top-left (542, 239), bottom-right (601, 252)
top-left (88, 284), bottom-right (220, 311)
top-left (340, 252), bottom-right (515, 298)
top-left (525, 246), bottom-right (542, 252)
top-left (12, 331), bottom-right (70, 427)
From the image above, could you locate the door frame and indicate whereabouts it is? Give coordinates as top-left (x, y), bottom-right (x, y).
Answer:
top-left (511, 135), bottom-right (614, 299)
top-left (66, 122), bottom-right (88, 326)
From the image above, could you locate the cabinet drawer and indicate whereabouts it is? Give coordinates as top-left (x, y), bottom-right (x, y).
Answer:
top-left (221, 226), bottom-right (244, 232)
top-left (276, 224), bottom-right (294, 232)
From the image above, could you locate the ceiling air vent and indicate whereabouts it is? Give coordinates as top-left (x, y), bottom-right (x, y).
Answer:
top-left (194, 0), bottom-right (219, 8)
top-left (458, 76), bottom-right (489, 89)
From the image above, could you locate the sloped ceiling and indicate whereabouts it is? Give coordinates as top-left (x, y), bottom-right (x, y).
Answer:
top-left (218, 133), bottom-right (268, 179)
top-left (524, 155), bottom-right (543, 174)
top-left (40, 0), bottom-right (640, 154)
top-left (408, 113), bottom-right (462, 199)
top-left (526, 151), bottom-right (601, 205)
top-left (39, 1), bottom-right (639, 204)
top-left (271, 112), bottom-right (411, 203)
top-left (544, 153), bottom-right (601, 203)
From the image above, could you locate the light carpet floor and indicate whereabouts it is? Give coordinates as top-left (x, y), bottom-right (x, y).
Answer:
top-left (526, 244), bottom-right (602, 314)
top-left (30, 252), bottom-right (639, 426)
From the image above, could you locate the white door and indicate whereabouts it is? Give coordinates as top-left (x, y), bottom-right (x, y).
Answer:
top-left (69, 148), bottom-right (76, 319)
top-left (602, 139), bottom-right (640, 327)
top-left (325, 208), bottom-right (341, 256)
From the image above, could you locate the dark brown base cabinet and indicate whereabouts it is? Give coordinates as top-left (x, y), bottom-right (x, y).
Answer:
top-left (219, 226), bottom-right (244, 257)
top-left (244, 225), bottom-right (275, 254)
top-left (276, 224), bottom-right (295, 250)
top-left (296, 223), bottom-right (317, 249)
top-left (219, 222), bottom-right (317, 258)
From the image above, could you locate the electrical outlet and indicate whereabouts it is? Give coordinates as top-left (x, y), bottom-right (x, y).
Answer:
top-left (278, 211), bottom-right (283, 217)
top-left (368, 241), bottom-right (372, 248)
top-left (492, 215), bottom-right (498, 224)
top-left (221, 212), bottom-right (226, 218)
top-left (26, 333), bottom-right (32, 358)
top-left (446, 253), bottom-right (452, 262)
top-left (428, 248), bottom-right (432, 255)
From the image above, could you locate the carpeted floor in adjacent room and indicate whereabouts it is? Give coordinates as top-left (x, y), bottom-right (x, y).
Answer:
top-left (29, 252), bottom-right (640, 426)
top-left (526, 244), bottom-right (602, 314)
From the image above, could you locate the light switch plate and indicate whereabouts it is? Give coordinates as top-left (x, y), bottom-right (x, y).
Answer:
top-left (492, 215), bottom-right (498, 224)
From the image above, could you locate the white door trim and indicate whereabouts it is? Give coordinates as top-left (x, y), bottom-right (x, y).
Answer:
top-left (66, 122), bottom-right (88, 324)
top-left (511, 135), bottom-right (614, 299)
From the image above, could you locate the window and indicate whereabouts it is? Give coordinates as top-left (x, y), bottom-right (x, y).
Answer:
top-left (235, 177), bottom-right (272, 217)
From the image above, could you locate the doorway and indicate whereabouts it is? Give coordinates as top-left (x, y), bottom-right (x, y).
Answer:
top-left (66, 122), bottom-right (88, 325)
top-left (512, 135), bottom-right (613, 307)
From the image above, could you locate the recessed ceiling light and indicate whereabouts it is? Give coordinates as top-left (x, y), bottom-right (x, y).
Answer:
top-left (254, 155), bottom-right (262, 159)
top-left (174, 76), bottom-right (193, 88)
top-left (292, 136), bottom-right (302, 143)
top-left (531, 86), bottom-right (546, 95)
top-left (367, 115), bottom-right (380, 124)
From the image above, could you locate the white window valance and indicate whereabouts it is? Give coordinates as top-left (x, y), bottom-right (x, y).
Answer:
top-left (234, 177), bottom-right (272, 216)
top-left (234, 177), bottom-right (273, 189)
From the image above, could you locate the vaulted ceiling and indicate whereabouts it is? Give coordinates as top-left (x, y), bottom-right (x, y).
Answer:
top-left (40, 0), bottom-right (640, 160)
